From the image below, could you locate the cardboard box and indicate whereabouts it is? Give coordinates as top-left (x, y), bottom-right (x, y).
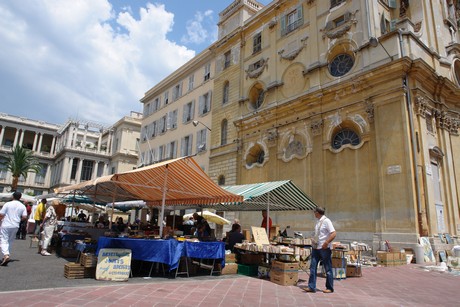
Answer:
top-left (269, 226), bottom-right (279, 241)
top-left (243, 229), bottom-right (251, 241)
top-left (221, 263), bottom-right (238, 275)
top-left (258, 265), bottom-right (270, 279)
top-left (225, 253), bottom-right (236, 263)
top-left (270, 270), bottom-right (298, 286)
top-left (346, 265), bottom-right (362, 277)
top-left (271, 260), bottom-right (299, 272)
top-left (332, 257), bottom-right (346, 268)
top-left (239, 253), bottom-right (264, 265)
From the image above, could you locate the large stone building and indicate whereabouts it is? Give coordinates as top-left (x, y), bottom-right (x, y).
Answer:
top-left (202, 0), bottom-right (460, 249)
top-left (0, 112), bottom-right (142, 196)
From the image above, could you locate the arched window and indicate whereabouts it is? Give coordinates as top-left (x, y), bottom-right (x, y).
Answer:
top-left (223, 81), bottom-right (229, 104)
top-left (331, 128), bottom-right (360, 150)
top-left (221, 119), bottom-right (228, 145)
top-left (329, 53), bottom-right (354, 77)
top-left (218, 175), bottom-right (226, 185)
top-left (249, 83), bottom-right (265, 110)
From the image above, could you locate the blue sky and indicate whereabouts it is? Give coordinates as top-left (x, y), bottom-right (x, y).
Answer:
top-left (0, 0), bottom-right (271, 125)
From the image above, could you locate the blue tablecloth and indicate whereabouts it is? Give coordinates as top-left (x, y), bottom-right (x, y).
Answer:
top-left (183, 241), bottom-right (226, 268)
top-left (96, 238), bottom-right (226, 271)
top-left (96, 237), bottom-right (184, 270)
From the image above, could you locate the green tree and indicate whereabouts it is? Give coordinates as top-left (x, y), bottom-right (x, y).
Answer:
top-left (0, 145), bottom-right (41, 191)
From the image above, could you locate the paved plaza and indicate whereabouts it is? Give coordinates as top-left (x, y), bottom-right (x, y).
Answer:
top-left (0, 238), bottom-right (459, 306)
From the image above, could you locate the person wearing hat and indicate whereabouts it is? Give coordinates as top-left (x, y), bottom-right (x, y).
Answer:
top-left (0, 191), bottom-right (28, 265)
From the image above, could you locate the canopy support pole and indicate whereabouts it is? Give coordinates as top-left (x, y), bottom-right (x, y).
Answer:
top-left (109, 192), bottom-right (116, 230)
top-left (266, 192), bottom-right (270, 236)
top-left (159, 164), bottom-right (169, 238)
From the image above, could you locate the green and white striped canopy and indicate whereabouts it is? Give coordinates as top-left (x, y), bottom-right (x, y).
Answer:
top-left (214, 180), bottom-right (317, 211)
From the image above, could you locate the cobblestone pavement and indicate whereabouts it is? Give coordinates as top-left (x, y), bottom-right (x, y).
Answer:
top-left (0, 237), bottom-right (459, 306)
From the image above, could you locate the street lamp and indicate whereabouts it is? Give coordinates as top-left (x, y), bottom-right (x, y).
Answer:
top-left (192, 120), bottom-right (211, 131)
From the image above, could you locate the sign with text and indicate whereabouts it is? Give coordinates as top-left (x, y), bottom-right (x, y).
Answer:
top-left (96, 248), bottom-right (132, 281)
top-left (251, 226), bottom-right (270, 246)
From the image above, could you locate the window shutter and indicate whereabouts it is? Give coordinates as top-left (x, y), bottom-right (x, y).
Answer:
top-left (325, 20), bottom-right (334, 31)
top-left (191, 100), bottom-right (195, 120)
top-left (181, 137), bottom-right (186, 156)
top-left (188, 135), bottom-right (193, 156)
top-left (167, 112), bottom-right (171, 130)
top-left (207, 90), bottom-right (212, 112)
top-left (232, 46), bottom-right (240, 64)
top-left (390, 19), bottom-right (397, 31)
top-left (280, 14), bottom-right (287, 36)
top-left (216, 55), bottom-right (223, 73)
top-left (182, 105), bottom-right (187, 123)
top-left (388, 0), bottom-right (397, 9)
top-left (297, 4), bottom-right (304, 26)
top-left (199, 95), bottom-right (204, 115)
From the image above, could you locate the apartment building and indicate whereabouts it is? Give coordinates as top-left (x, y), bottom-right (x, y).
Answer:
top-left (0, 112), bottom-right (141, 196)
top-left (139, 48), bottom-right (215, 172)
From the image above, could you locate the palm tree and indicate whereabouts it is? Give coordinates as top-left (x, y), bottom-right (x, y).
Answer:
top-left (0, 145), bottom-right (41, 191)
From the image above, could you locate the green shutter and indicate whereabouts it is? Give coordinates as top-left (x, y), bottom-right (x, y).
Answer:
top-left (280, 14), bottom-right (286, 36)
top-left (297, 4), bottom-right (304, 26)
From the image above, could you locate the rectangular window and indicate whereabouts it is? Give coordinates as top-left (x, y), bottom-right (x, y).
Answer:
top-left (188, 74), bottom-right (194, 91)
top-left (160, 115), bottom-right (167, 133)
top-left (224, 50), bottom-right (231, 69)
top-left (172, 83), bottom-right (182, 101)
top-left (149, 121), bottom-right (157, 138)
top-left (198, 91), bottom-right (211, 116)
top-left (80, 160), bottom-right (93, 181)
top-left (70, 158), bottom-right (78, 180)
top-left (0, 158), bottom-right (7, 180)
top-left (331, 0), bottom-right (346, 8)
top-left (169, 110), bottom-right (178, 129)
top-left (223, 82), bottom-right (229, 105)
top-left (204, 63), bottom-right (211, 81)
top-left (34, 163), bottom-right (47, 184)
top-left (141, 126), bottom-right (148, 142)
top-left (196, 129), bottom-right (207, 153)
top-left (182, 101), bottom-right (194, 123)
top-left (158, 145), bottom-right (165, 161)
top-left (281, 5), bottom-right (304, 36)
top-left (153, 97), bottom-right (160, 112)
top-left (181, 135), bottom-right (193, 156)
top-left (143, 103), bottom-right (150, 117)
top-left (167, 141), bottom-right (177, 159)
top-left (253, 32), bottom-right (262, 54)
top-left (164, 91), bottom-right (169, 105)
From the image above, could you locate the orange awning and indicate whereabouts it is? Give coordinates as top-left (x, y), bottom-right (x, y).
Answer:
top-left (55, 156), bottom-right (243, 206)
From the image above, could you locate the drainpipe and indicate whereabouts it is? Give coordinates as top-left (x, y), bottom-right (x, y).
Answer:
top-left (398, 30), bottom-right (423, 234)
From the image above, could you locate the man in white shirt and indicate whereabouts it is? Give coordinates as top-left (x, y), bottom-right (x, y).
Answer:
top-left (0, 191), bottom-right (28, 266)
top-left (305, 206), bottom-right (336, 293)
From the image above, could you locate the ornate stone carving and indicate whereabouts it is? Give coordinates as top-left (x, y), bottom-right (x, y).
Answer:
top-left (278, 36), bottom-right (309, 61)
top-left (310, 119), bottom-right (323, 136)
top-left (414, 95), bottom-right (430, 118)
top-left (321, 10), bottom-right (359, 39)
top-left (245, 57), bottom-right (269, 79)
top-left (364, 100), bottom-right (374, 123)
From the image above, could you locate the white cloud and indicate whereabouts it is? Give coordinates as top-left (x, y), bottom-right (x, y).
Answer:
top-left (181, 9), bottom-right (216, 45)
top-left (0, 0), bottom-right (195, 125)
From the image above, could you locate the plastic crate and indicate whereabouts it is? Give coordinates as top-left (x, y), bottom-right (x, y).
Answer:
top-left (237, 264), bottom-right (258, 276)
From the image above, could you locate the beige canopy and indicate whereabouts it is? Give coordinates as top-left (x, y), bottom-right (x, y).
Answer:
top-left (55, 156), bottom-right (242, 235)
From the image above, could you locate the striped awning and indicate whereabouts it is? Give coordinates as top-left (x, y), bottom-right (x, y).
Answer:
top-left (55, 157), bottom-right (243, 206)
top-left (213, 180), bottom-right (318, 211)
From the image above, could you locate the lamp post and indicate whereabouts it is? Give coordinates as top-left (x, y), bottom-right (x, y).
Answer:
top-left (192, 120), bottom-right (211, 131)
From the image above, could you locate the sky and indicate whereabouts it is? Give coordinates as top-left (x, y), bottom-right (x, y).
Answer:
top-left (0, 0), bottom-right (271, 127)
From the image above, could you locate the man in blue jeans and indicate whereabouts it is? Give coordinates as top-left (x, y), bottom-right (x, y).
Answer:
top-left (305, 206), bottom-right (336, 293)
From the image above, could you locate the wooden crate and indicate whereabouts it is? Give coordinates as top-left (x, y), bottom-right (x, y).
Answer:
top-left (80, 253), bottom-right (98, 268)
top-left (64, 262), bottom-right (96, 279)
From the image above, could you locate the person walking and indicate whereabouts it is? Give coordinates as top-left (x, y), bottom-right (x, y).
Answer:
top-left (33, 198), bottom-right (46, 236)
top-left (40, 200), bottom-right (57, 256)
top-left (305, 206), bottom-right (336, 293)
top-left (0, 191), bottom-right (28, 266)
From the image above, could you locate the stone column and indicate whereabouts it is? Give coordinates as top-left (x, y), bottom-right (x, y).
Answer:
top-left (32, 132), bottom-right (38, 152)
top-left (18, 130), bottom-right (25, 148)
top-left (50, 136), bottom-right (56, 155)
top-left (12, 128), bottom-right (19, 147)
top-left (37, 133), bottom-right (43, 152)
top-left (0, 126), bottom-right (5, 147)
top-left (92, 161), bottom-right (98, 180)
top-left (76, 158), bottom-right (83, 182)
